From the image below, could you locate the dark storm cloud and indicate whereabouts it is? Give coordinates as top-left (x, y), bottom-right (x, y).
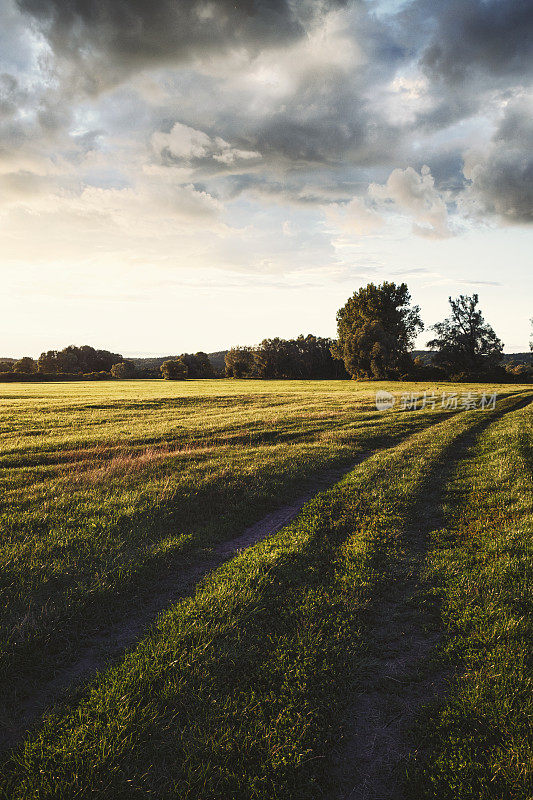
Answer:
top-left (252, 72), bottom-right (400, 166)
top-left (16, 0), bottom-right (349, 89)
top-left (419, 0), bottom-right (533, 84)
top-left (391, 0), bottom-right (533, 132)
top-left (149, 31), bottom-right (405, 201)
top-left (6, 0), bottom-right (533, 226)
top-left (378, 0), bottom-right (533, 225)
top-left (464, 101), bottom-right (533, 224)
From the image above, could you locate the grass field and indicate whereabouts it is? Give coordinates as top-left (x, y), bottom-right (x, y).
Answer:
top-left (0, 379), bottom-right (531, 798)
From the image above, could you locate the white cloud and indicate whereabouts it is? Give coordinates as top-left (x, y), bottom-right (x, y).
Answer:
top-left (370, 165), bottom-right (453, 238)
top-left (152, 122), bottom-right (260, 166)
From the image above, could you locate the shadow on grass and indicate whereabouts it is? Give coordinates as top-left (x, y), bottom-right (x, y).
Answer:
top-left (0, 409), bottom-right (446, 470)
top-left (0, 413), bottom-right (456, 757)
top-left (1, 397), bottom-right (531, 798)
top-left (326, 392), bottom-right (533, 800)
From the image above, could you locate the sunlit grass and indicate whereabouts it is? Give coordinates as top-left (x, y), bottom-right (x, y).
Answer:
top-left (407, 399), bottom-right (533, 799)
top-left (0, 381), bottom-right (530, 798)
top-left (0, 378), bottom-right (452, 726)
top-left (0, 380), bottom-right (530, 798)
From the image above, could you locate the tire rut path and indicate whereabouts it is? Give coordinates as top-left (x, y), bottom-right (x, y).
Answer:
top-left (1, 453), bottom-right (370, 754)
top-left (329, 395), bottom-right (533, 800)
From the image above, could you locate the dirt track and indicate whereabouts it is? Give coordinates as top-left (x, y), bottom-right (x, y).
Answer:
top-left (328, 395), bottom-right (533, 799)
top-left (1, 459), bottom-right (362, 754)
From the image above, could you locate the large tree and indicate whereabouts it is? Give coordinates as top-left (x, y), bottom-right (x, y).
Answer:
top-left (179, 352), bottom-right (214, 378)
top-left (224, 347), bottom-right (255, 378)
top-left (13, 356), bottom-right (37, 374)
top-left (160, 359), bottom-right (188, 380)
top-left (427, 294), bottom-right (503, 375)
top-left (332, 282), bottom-right (423, 379)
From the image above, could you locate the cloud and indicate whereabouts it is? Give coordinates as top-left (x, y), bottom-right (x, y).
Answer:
top-left (152, 122), bottom-right (261, 168)
top-left (324, 197), bottom-right (384, 235)
top-left (378, 0), bottom-right (532, 138)
top-left (370, 165), bottom-right (452, 238)
top-left (0, 0), bottom-right (531, 289)
top-left (418, 0), bottom-right (533, 85)
top-left (458, 280), bottom-right (503, 287)
top-left (462, 97), bottom-right (533, 224)
top-left (15, 0), bottom-right (349, 91)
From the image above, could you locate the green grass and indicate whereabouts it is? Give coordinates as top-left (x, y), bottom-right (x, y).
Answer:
top-left (0, 381), bottom-right (530, 798)
top-left (0, 378), bottom-right (473, 722)
top-left (0, 381), bottom-right (469, 705)
top-left (406, 396), bottom-right (533, 799)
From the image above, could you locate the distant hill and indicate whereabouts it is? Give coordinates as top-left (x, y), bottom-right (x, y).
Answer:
top-left (501, 352), bottom-right (533, 365)
top-left (130, 355), bottom-right (176, 370)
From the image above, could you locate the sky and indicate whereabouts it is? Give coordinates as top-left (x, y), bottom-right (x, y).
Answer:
top-left (1, 0), bottom-right (532, 358)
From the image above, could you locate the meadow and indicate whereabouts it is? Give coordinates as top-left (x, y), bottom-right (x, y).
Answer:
top-left (0, 379), bottom-right (531, 798)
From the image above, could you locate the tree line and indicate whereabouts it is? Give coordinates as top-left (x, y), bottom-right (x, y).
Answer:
top-left (223, 335), bottom-right (347, 379)
top-left (0, 345), bottom-right (124, 377)
top-left (3, 284), bottom-right (532, 382)
top-left (219, 285), bottom-right (531, 382)
top-left (0, 346), bottom-right (215, 381)
top-left (160, 335), bottom-right (347, 381)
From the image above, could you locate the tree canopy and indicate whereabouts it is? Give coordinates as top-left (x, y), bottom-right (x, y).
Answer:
top-left (427, 294), bottom-right (503, 376)
top-left (37, 345), bottom-right (123, 374)
top-left (225, 336), bottom-right (346, 379)
top-left (110, 360), bottom-right (136, 379)
top-left (331, 282), bottom-right (423, 379)
top-left (160, 359), bottom-right (188, 380)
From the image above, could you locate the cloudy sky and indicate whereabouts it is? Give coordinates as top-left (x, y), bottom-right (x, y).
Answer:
top-left (2, 0), bottom-right (532, 357)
